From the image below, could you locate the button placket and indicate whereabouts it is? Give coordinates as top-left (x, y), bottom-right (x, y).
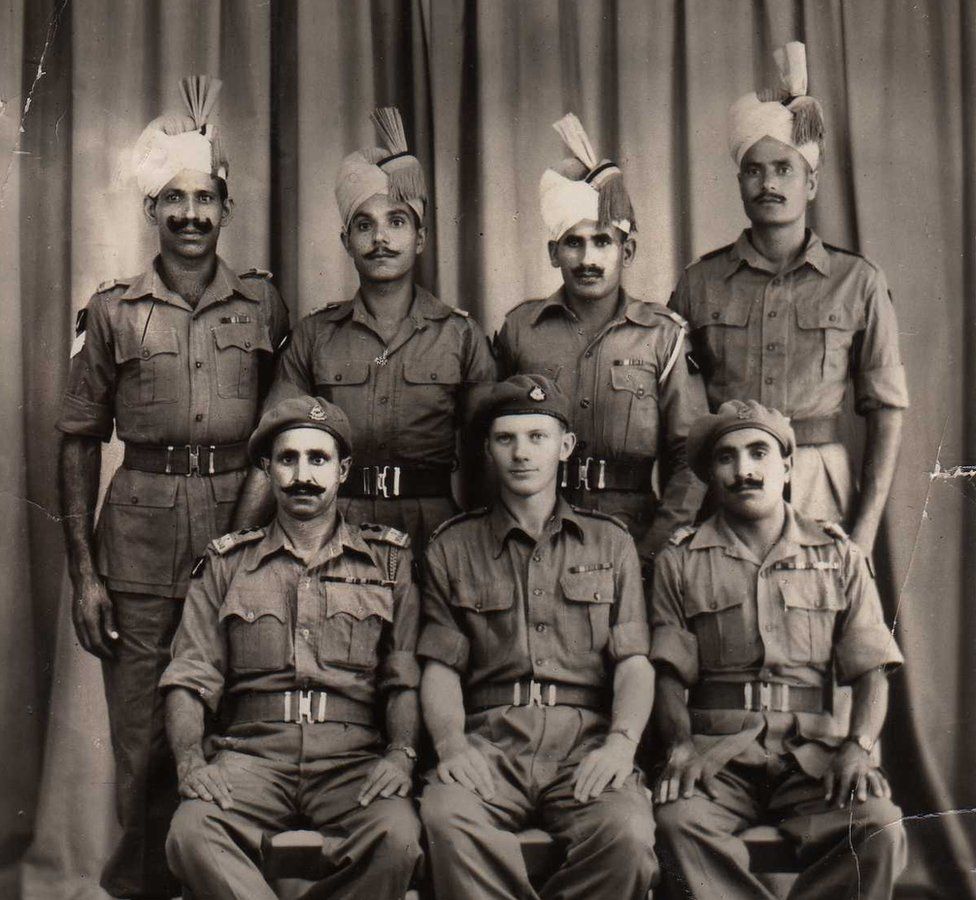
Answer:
top-left (760, 277), bottom-right (789, 409)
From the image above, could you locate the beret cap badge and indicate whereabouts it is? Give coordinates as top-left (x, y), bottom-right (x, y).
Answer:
top-left (308, 404), bottom-right (327, 421)
top-left (529, 386), bottom-right (547, 401)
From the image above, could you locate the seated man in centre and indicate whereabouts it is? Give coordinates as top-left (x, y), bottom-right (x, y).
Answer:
top-left (417, 374), bottom-right (658, 900)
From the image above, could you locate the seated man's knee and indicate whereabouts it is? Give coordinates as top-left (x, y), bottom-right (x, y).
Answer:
top-left (420, 783), bottom-right (484, 838)
top-left (654, 796), bottom-right (708, 842)
top-left (857, 798), bottom-right (907, 863)
top-left (375, 798), bottom-right (424, 866)
top-left (166, 800), bottom-right (218, 875)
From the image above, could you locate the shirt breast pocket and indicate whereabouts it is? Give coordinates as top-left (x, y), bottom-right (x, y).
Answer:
top-left (607, 365), bottom-right (658, 457)
top-left (219, 590), bottom-right (289, 673)
top-left (318, 582), bottom-right (394, 670)
top-left (314, 357), bottom-right (371, 401)
top-left (692, 290), bottom-right (753, 385)
top-left (682, 590), bottom-right (753, 669)
top-left (450, 581), bottom-right (514, 662)
top-left (559, 569), bottom-right (614, 652)
top-left (212, 323), bottom-right (273, 400)
top-left (115, 328), bottom-right (180, 406)
top-left (778, 574), bottom-right (846, 665)
top-left (794, 301), bottom-right (860, 386)
top-left (402, 357), bottom-right (462, 402)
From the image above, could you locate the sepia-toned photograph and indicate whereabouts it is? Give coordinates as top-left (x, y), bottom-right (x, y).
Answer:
top-left (1, 2), bottom-right (973, 898)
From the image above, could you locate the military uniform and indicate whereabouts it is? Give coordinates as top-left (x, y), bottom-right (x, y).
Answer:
top-left (56, 257), bottom-right (289, 896)
top-left (161, 518), bottom-right (423, 899)
top-left (495, 288), bottom-right (707, 561)
top-left (650, 505), bottom-right (906, 899)
top-left (269, 286), bottom-right (496, 546)
top-left (418, 500), bottom-right (657, 900)
top-left (670, 230), bottom-right (909, 523)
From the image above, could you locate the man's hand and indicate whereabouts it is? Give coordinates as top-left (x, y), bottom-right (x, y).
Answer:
top-left (572, 733), bottom-right (636, 802)
top-left (824, 741), bottom-right (890, 808)
top-left (358, 750), bottom-right (414, 806)
top-left (178, 757), bottom-right (234, 810)
top-left (435, 735), bottom-right (495, 800)
top-left (71, 573), bottom-right (118, 659)
top-left (654, 740), bottom-right (720, 804)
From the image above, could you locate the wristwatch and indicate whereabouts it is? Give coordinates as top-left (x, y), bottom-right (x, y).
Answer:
top-left (846, 733), bottom-right (875, 754)
top-left (386, 744), bottom-right (418, 761)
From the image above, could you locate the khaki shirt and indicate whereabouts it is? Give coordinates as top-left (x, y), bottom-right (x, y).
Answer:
top-left (494, 288), bottom-right (707, 556)
top-left (269, 287), bottom-right (497, 469)
top-left (418, 499), bottom-right (650, 692)
top-left (159, 518), bottom-right (420, 713)
top-left (650, 504), bottom-right (903, 774)
top-left (56, 257), bottom-right (291, 597)
top-left (669, 230), bottom-right (909, 420)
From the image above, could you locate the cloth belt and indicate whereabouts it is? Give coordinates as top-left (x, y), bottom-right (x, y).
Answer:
top-left (123, 441), bottom-right (250, 476)
top-left (791, 416), bottom-right (842, 446)
top-left (228, 690), bottom-right (376, 727)
top-left (466, 679), bottom-right (609, 712)
top-left (341, 464), bottom-right (453, 499)
top-left (689, 680), bottom-right (825, 714)
top-left (560, 457), bottom-right (655, 493)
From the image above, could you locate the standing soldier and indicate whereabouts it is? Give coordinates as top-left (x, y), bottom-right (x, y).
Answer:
top-left (56, 77), bottom-right (289, 898)
top-left (234, 106), bottom-right (496, 547)
top-left (670, 43), bottom-right (908, 551)
top-left (418, 375), bottom-right (658, 900)
top-left (495, 114), bottom-right (707, 571)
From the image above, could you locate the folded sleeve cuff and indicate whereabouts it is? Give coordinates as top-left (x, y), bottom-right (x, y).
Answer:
top-left (650, 625), bottom-right (699, 686)
top-left (56, 393), bottom-right (114, 441)
top-left (854, 364), bottom-right (909, 413)
top-left (834, 630), bottom-right (904, 684)
top-left (159, 657), bottom-right (225, 714)
top-left (417, 623), bottom-right (470, 672)
top-left (379, 650), bottom-right (422, 692)
top-left (609, 620), bottom-right (650, 660)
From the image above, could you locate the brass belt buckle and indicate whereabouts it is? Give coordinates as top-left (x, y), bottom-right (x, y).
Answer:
top-left (374, 465), bottom-right (401, 498)
top-left (286, 689), bottom-right (327, 723)
top-left (187, 444), bottom-right (202, 477)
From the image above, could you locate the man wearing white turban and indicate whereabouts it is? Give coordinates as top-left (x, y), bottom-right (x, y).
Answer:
top-left (495, 113), bottom-right (708, 573)
top-left (233, 107), bottom-right (496, 549)
top-left (669, 42), bottom-right (908, 555)
top-left (56, 76), bottom-right (289, 898)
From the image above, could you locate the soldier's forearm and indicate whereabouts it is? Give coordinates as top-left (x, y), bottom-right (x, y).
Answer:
top-left (165, 687), bottom-right (208, 776)
top-left (230, 467), bottom-right (275, 530)
top-left (384, 688), bottom-right (420, 749)
top-left (848, 667), bottom-right (889, 745)
top-left (853, 409), bottom-right (903, 549)
top-left (58, 434), bottom-right (102, 581)
top-left (420, 660), bottom-right (467, 757)
top-left (609, 655), bottom-right (654, 741)
top-left (652, 668), bottom-right (694, 749)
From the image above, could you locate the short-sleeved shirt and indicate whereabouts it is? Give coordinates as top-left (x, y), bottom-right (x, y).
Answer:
top-left (56, 257), bottom-right (291, 597)
top-left (669, 230), bottom-right (909, 421)
top-left (494, 288), bottom-right (707, 556)
top-left (650, 503), bottom-right (903, 772)
top-left (269, 287), bottom-right (497, 469)
top-left (418, 499), bottom-right (650, 692)
top-left (159, 517), bottom-right (420, 713)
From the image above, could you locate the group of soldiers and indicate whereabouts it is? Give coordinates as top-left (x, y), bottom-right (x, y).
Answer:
top-left (58, 43), bottom-right (908, 900)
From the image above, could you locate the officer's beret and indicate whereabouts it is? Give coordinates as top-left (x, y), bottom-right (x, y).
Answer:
top-left (248, 395), bottom-right (353, 464)
top-left (471, 374), bottom-right (570, 429)
top-left (687, 399), bottom-right (795, 481)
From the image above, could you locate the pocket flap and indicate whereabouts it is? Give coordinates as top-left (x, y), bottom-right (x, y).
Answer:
top-left (560, 569), bottom-right (614, 604)
top-left (326, 582), bottom-right (394, 622)
top-left (115, 327), bottom-right (179, 364)
top-left (219, 588), bottom-right (287, 624)
top-left (795, 301), bottom-right (860, 331)
top-left (694, 289), bottom-right (753, 328)
top-left (450, 581), bottom-right (514, 613)
top-left (777, 575), bottom-right (845, 612)
top-left (403, 356), bottom-right (462, 385)
top-left (682, 589), bottom-right (744, 618)
top-left (107, 473), bottom-right (179, 508)
top-left (212, 323), bottom-right (273, 354)
top-left (610, 365), bottom-right (655, 397)
top-left (319, 358), bottom-right (370, 385)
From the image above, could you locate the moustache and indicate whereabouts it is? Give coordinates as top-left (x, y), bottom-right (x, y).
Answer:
top-left (283, 482), bottom-right (326, 496)
top-left (754, 192), bottom-right (786, 204)
top-left (572, 266), bottom-right (604, 278)
top-left (365, 247), bottom-right (400, 259)
top-left (167, 217), bottom-right (214, 234)
top-left (727, 477), bottom-right (765, 493)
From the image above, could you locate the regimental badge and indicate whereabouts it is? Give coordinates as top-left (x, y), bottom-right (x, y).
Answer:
top-left (529, 386), bottom-right (546, 401)
top-left (735, 402), bottom-right (751, 419)
top-left (308, 404), bottom-right (327, 421)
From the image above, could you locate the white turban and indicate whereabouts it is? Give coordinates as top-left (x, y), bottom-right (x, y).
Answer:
top-left (539, 113), bottom-right (633, 242)
top-left (334, 149), bottom-right (426, 230)
top-left (728, 42), bottom-right (823, 171)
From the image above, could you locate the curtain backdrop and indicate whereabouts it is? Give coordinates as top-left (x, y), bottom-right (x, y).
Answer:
top-left (2, 1), bottom-right (973, 897)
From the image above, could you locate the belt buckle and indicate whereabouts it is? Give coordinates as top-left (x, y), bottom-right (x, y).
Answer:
top-left (522, 680), bottom-right (556, 708)
top-left (374, 465), bottom-right (400, 499)
top-left (745, 681), bottom-right (775, 712)
top-left (286, 689), bottom-right (326, 723)
top-left (577, 457), bottom-right (592, 491)
top-left (187, 445), bottom-right (201, 477)
top-left (165, 445), bottom-right (175, 475)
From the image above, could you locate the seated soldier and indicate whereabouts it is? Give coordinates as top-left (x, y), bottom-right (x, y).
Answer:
top-left (161, 395), bottom-right (423, 900)
top-left (418, 374), bottom-right (658, 900)
top-left (651, 399), bottom-right (907, 900)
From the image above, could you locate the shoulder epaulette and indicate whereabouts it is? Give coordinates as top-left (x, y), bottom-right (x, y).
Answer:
top-left (428, 507), bottom-right (488, 542)
top-left (309, 300), bottom-right (350, 317)
top-left (503, 297), bottom-right (545, 318)
top-left (209, 527), bottom-right (265, 555)
top-left (685, 243), bottom-right (734, 269)
top-left (656, 306), bottom-right (689, 330)
top-left (668, 525), bottom-right (698, 546)
top-left (359, 522), bottom-right (411, 548)
top-left (240, 267), bottom-right (273, 280)
top-left (818, 520), bottom-right (849, 542)
top-left (821, 242), bottom-right (879, 271)
top-left (450, 305), bottom-right (470, 318)
top-left (96, 277), bottom-right (131, 293)
top-left (570, 506), bottom-right (630, 533)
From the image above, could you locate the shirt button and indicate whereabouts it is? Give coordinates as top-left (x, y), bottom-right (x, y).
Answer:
top-left (430, 372), bottom-right (438, 380)
top-left (245, 611), bottom-right (255, 620)
top-left (708, 601), bottom-right (718, 610)
top-left (636, 388), bottom-right (645, 397)
top-left (130, 495), bottom-right (139, 504)
top-left (768, 310), bottom-right (777, 318)
top-left (759, 668), bottom-right (773, 680)
top-left (475, 601), bottom-right (483, 610)
top-left (764, 376), bottom-right (774, 385)
top-left (766, 343), bottom-right (776, 351)
top-left (584, 350), bottom-right (592, 358)
top-left (379, 396), bottom-right (389, 404)
top-left (533, 554), bottom-right (542, 562)
top-left (195, 360), bottom-right (203, 368)
top-left (195, 413), bottom-right (204, 422)
top-left (536, 623), bottom-right (547, 633)
top-left (142, 348), bottom-right (150, 358)
top-left (378, 441), bottom-right (387, 449)
top-left (301, 628), bottom-right (310, 639)
top-left (533, 588), bottom-right (543, 596)
top-left (828, 314), bottom-right (837, 322)
top-left (771, 277), bottom-right (780, 286)
top-left (711, 311), bottom-right (720, 320)
top-left (335, 374), bottom-right (342, 381)
top-left (764, 623), bottom-right (774, 632)
top-left (593, 592), bottom-right (601, 601)
top-left (536, 659), bottom-right (546, 666)
top-left (580, 398), bottom-right (591, 408)
top-left (244, 340), bottom-right (251, 349)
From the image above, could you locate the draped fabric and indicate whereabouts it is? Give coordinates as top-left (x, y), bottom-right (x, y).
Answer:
top-left (2, 1), bottom-right (973, 896)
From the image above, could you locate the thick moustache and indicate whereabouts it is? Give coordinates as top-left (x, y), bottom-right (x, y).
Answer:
top-left (284, 483), bottom-right (326, 496)
top-left (727, 478), bottom-right (764, 492)
top-left (366, 248), bottom-right (399, 259)
top-left (167, 217), bottom-right (214, 234)
top-left (754, 193), bottom-right (785, 203)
